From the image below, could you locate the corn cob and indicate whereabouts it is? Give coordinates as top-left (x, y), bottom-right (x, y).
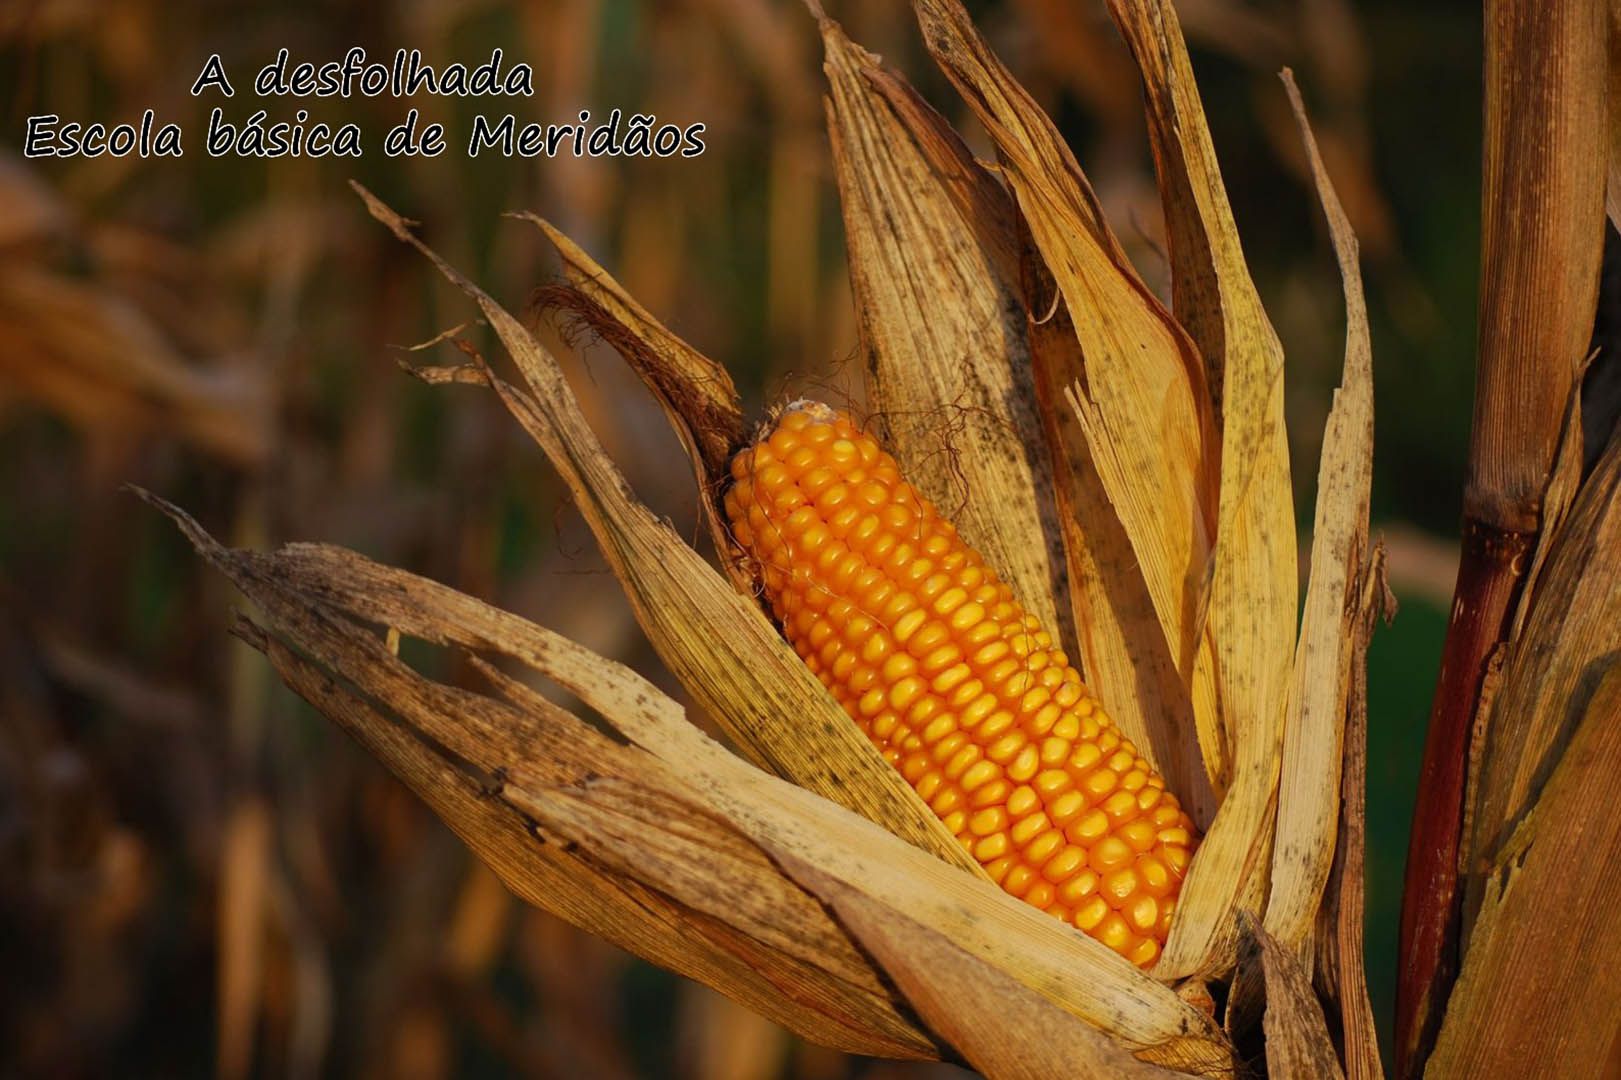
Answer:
top-left (723, 402), bottom-right (1199, 967)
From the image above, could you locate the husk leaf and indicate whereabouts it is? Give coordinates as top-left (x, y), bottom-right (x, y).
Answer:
top-left (139, 496), bottom-right (941, 1060)
top-left (1264, 71), bottom-right (1374, 959)
top-left (1096, 0), bottom-right (1299, 980)
top-left (833, 11), bottom-right (1206, 796)
top-left (1314, 547), bottom-right (1390, 1080)
top-left (790, 871), bottom-right (1188, 1080)
top-left (908, 0), bottom-right (1226, 806)
top-left (819, 13), bottom-right (1071, 650)
top-left (1019, 237), bottom-right (1212, 817)
top-left (525, 214), bottom-right (745, 480)
top-left (351, 182), bottom-right (979, 876)
top-left (523, 215), bottom-right (752, 593)
top-left (140, 493), bottom-right (1238, 1076)
top-left (1249, 915), bottom-right (1346, 1080)
top-left (861, 66), bottom-right (1025, 282)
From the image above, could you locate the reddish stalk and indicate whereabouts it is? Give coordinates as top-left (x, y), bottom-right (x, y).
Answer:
top-left (1395, 0), bottom-right (1607, 1073)
top-left (1396, 521), bottom-right (1528, 1076)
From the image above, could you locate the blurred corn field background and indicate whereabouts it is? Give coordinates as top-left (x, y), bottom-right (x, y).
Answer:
top-left (1, 0), bottom-right (1480, 1075)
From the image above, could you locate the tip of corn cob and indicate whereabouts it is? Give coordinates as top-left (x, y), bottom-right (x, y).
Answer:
top-left (722, 403), bottom-right (1200, 968)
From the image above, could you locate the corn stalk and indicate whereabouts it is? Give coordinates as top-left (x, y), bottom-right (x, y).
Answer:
top-left (1396, 0), bottom-right (1610, 1074)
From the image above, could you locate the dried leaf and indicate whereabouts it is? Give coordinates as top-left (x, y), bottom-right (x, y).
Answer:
top-left (351, 183), bottom-right (977, 876)
top-left (863, 67), bottom-right (1025, 283)
top-left (819, 14), bottom-right (1071, 651)
top-left (523, 215), bottom-right (752, 594)
top-left (1249, 915), bottom-right (1345, 1080)
top-left (1313, 548), bottom-right (1388, 1080)
top-left (143, 493), bottom-right (1237, 1074)
top-left (523, 214), bottom-right (745, 479)
top-left (1101, 0), bottom-right (1297, 771)
top-left (1506, 382), bottom-right (1588, 647)
top-left (806, 871), bottom-right (1187, 1080)
top-left (1429, 663), bottom-right (1621, 1078)
top-left (1103, 0), bottom-right (1277, 426)
top-left (1020, 242), bottom-right (1213, 820)
top-left (858, 10), bottom-right (1205, 799)
top-left (908, 0), bottom-right (1224, 802)
top-left (1099, 0), bottom-right (1298, 981)
top-left (143, 496), bottom-right (937, 1060)
top-left (1265, 71), bottom-right (1374, 958)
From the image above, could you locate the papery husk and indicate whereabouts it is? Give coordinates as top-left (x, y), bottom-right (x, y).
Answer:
top-left (144, 499), bottom-right (933, 1060)
top-left (1314, 547), bottom-right (1389, 1080)
top-left (1104, 0), bottom-right (1299, 784)
top-left (1019, 248), bottom-right (1212, 821)
top-left (522, 214), bottom-right (752, 593)
top-left (1264, 71), bottom-right (1374, 962)
top-left (860, 66), bottom-right (1025, 282)
top-left (351, 183), bottom-right (980, 878)
top-left (1102, 0), bottom-right (1282, 435)
top-left (140, 494), bottom-right (1237, 1077)
top-left (907, 0), bottom-right (1227, 812)
top-left (524, 215), bottom-right (745, 480)
top-left (818, 12), bottom-right (1072, 653)
top-left (834, 10), bottom-right (1209, 801)
top-left (1099, 0), bottom-right (1299, 980)
top-left (909, 0), bottom-right (1335, 981)
top-left (1249, 914), bottom-right (1345, 1080)
top-left (1503, 389), bottom-right (1589, 650)
top-left (1210, 69), bottom-right (1384, 1062)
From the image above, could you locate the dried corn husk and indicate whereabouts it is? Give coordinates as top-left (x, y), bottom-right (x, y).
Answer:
top-left (819, 13), bottom-right (1071, 652)
top-left (1264, 71), bottom-right (1374, 962)
top-left (522, 215), bottom-right (751, 592)
top-left (1020, 252), bottom-right (1211, 817)
top-left (139, 492), bottom-right (1236, 1075)
top-left (1250, 914), bottom-right (1345, 1080)
top-left (908, 3), bottom-right (1224, 794)
top-left (910, 0), bottom-right (1229, 856)
top-left (1098, 0), bottom-right (1301, 980)
top-left (353, 184), bottom-right (977, 877)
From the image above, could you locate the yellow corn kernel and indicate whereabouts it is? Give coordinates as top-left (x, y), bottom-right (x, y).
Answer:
top-left (723, 403), bottom-right (1200, 967)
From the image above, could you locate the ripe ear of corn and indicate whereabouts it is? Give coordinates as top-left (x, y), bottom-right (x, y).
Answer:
top-left (723, 402), bottom-right (1200, 968)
